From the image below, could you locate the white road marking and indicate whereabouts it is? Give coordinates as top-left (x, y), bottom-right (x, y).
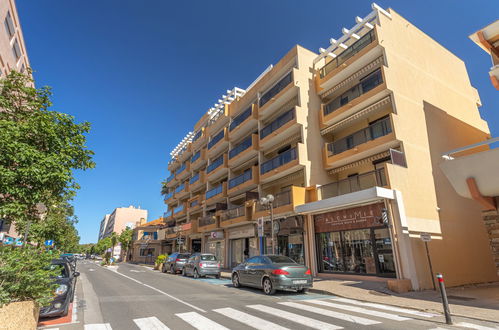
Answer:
top-left (84, 324), bottom-right (112, 330)
top-left (330, 297), bottom-right (437, 317)
top-left (247, 304), bottom-right (343, 330)
top-left (88, 269), bottom-right (95, 272)
top-left (176, 312), bottom-right (230, 330)
top-left (103, 266), bottom-right (206, 313)
top-left (214, 307), bottom-right (290, 330)
top-left (307, 299), bottom-right (411, 321)
top-left (455, 322), bottom-right (499, 330)
top-left (133, 316), bottom-right (170, 329)
top-left (279, 301), bottom-right (379, 325)
top-left (72, 295), bottom-right (78, 323)
top-left (130, 269), bottom-right (145, 273)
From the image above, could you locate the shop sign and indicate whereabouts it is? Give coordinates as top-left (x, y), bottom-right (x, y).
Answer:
top-left (314, 203), bottom-right (384, 233)
top-left (182, 223), bottom-right (192, 231)
top-left (420, 232), bottom-right (432, 242)
top-left (228, 225), bottom-right (255, 239)
top-left (210, 231), bottom-right (224, 239)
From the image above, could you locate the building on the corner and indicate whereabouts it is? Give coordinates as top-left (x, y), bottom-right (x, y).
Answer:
top-left (161, 3), bottom-right (498, 291)
top-left (100, 206), bottom-right (147, 239)
top-left (130, 218), bottom-right (168, 264)
top-left (469, 20), bottom-right (499, 90)
top-left (98, 214), bottom-right (110, 241)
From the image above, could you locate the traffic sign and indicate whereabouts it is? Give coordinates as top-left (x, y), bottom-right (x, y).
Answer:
top-left (420, 232), bottom-right (432, 242)
top-left (177, 237), bottom-right (184, 245)
top-left (257, 217), bottom-right (264, 237)
top-left (45, 240), bottom-right (54, 246)
top-left (272, 221), bottom-right (280, 234)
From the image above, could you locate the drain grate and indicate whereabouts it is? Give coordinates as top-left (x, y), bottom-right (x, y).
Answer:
top-left (447, 295), bottom-right (475, 301)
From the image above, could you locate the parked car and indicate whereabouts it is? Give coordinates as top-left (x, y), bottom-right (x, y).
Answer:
top-left (61, 253), bottom-right (77, 272)
top-left (39, 258), bottom-right (79, 318)
top-left (231, 255), bottom-right (312, 295)
top-left (162, 252), bottom-right (191, 274)
top-left (182, 253), bottom-right (221, 279)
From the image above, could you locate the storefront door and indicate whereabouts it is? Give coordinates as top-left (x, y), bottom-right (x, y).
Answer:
top-left (230, 238), bottom-right (244, 268)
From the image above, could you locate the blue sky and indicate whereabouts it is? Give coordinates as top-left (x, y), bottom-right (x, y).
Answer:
top-left (16, 0), bottom-right (499, 244)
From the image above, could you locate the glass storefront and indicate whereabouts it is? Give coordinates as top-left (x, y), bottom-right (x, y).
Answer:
top-left (206, 240), bottom-right (225, 266)
top-left (263, 216), bottom-right (305, 264)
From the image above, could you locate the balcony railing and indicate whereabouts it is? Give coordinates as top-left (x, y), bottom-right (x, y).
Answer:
top-left (163, 211), bottom-right (171, 218)
top-left (207, 155), bottom-right (224, 173)
top-left (260, 108), bottom-right (295, 139)
top-left (175, 183), bottom-right (185, 194)
top-left (323, 68), bottom-right (383, 116)
top-left (163, 192), bottom-right (173, 201)
top-left (259, 71), bottom-right (293, 108)
top-left (166, 227), bottom-right (175, 235)
top-left (229, 106), bottom-right (252, 131)
top-left (228, 168), bottom-right (252, 189)
top-left (208, 129), bottom-right (225, 149)
top-left (174, 204), bottom-right (184, 214)
top-left (327, 116), bottom-right (392, 156)
top-left (199, 216), bottom-right (216, 227)
top-left (261, 147), bottom-right (297, 175)
top-left (175, 163), bottom-right (187, 175)
top-left (319, 168), bottom-right (387, 199)
top-left (190, 173), bottom-right (200, 185)
top-left (256, 190), bottom-right (292, 211)
top-left (191, 150), bottom-right (201, 163)
top-left (190, 199), bottom-right (199, 208)
top-left (221, 205), bottom-right (245, 221)
top-left (229, 135), bottom-right (253, 159)
top-left (319, 30), bottom-right (376, 78)
top-left (192, 130), bottom-right (202, 142)
top-left (166, 174), bottom-right (175, 183)
top-left (206, 184), bottom-right (223, 200)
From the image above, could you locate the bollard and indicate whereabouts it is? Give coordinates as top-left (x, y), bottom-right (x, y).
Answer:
top-left (436, 273), bottom-right (453, 325)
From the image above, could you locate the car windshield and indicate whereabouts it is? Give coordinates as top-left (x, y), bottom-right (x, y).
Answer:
top-left (178, 254), bottom-right (190, 259)
top-left (201, 255), bottom-right (216, 261)
top-left (267, 256), bottom-right (296, 264)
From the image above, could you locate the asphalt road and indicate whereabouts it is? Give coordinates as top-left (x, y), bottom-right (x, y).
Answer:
top-left (40, 260), bottom-right (499, 330)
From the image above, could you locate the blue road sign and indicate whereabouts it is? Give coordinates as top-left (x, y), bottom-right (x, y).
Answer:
top-left (45, 240), bottom-right (54, 246)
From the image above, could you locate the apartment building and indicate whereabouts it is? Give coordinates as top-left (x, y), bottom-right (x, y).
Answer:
top-left (469, 20), bottom-right (499, 90)
top-left (98, 214), bottom-right (110, 241)
top-left (100, 206), bottom-right (147, 239)
top-left (0, 0), bottom-right (29, 76)
top-left (162, 4), bottom-right (498, 290)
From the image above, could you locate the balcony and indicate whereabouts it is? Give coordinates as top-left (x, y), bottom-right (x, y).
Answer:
top-left (206, 153), bottom-right (228, 182)
top-left (207, 104), bottom-right (230, 136)
top-left (198, 215), bottom-right (218, 232)
top-left (165, 227), bottom-right (177, 239)
top-left (191, 128), bottom-right (207, 151)
top-left (188, 194), bottom-right (203, 214)
top-left (220, 204), bottom-right (251, 228)
top-left (190, 148), bottom-right (207, 171)
top-left (228, 104), bottom-right (258, 141)
top-left (258, 70), bottom-right (299, 120)
top-left (228, 134), bottom-right (259, 168)
top-left (228, 165), bottom-right (259, 196)
top-left (175, 161), bottom-right (191, 181)
top-left (174, 182), bottom-right (190, 199)
top-left (259, 107), bottom-right (301, 150)
top-left (173, 203), bottom-right (186, 217)
top-left (207, 127), bottom-right (229, 158)
top-left (319, 168), bottom-right (388, 200)
top-left (323, 116), bottom-right (398, 169)
top-left (189, 171), bottom-right (206, 192)
top-left (320, 66), bottom-right (389, 129)
top-left (316, 29), bottom-right (382, 93)
top-left (163, 191), bottom-right (174, 204)
top-left (253, 186), bottom-right (306, 219)
top-left (205, 182), bottom-right (227, 205)
top-left (260, 143), bottom-right (306, 183)
top-left (178, 144), bottom-right (192, 163)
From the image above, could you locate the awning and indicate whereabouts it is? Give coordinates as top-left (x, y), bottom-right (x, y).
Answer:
top-left (328, 151), bottom-right (390, 174)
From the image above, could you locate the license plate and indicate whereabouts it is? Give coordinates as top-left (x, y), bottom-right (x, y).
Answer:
top-left (293, 280), bottom-right (307, 284)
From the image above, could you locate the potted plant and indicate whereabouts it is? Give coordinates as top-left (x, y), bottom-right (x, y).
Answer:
top-left (154, 254), bottom-right (167, 270)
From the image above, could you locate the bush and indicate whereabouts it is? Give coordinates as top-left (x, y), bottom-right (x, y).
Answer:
top-left (0, 246), bottom-right (60, 307)
top-left (155, 254), bottom-right (167, 266)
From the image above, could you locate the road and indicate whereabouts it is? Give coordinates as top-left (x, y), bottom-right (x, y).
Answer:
top-left (39, 260), bottom-right (499, 330)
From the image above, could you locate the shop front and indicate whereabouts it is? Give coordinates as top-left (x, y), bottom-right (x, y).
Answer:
top-left (227, 225), bottom-right (258, 268)
top-left (263, 216), bottom-right (305, 264)
top-left (314, 202), bottom-right (396, 277)
top-left (203, 231), bottom-right (225, 267)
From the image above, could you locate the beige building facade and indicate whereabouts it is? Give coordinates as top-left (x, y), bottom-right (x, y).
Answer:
top-left (0, 0), bottom-right (29, 76)
top-left (161, 4), bottom-right (498, 290)
top-left (100, 206), bottom-right (147, 239)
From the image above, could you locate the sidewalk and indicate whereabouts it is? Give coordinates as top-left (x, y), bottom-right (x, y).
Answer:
top-left (220, 270), bottom-right (499, 323)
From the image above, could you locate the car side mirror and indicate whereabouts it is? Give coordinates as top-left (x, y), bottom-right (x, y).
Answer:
top-left (74, 271), bottom-right (80, 277)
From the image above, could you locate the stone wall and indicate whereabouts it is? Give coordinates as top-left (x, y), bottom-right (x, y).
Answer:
top-left (482, 207), bottom-right (499, 276)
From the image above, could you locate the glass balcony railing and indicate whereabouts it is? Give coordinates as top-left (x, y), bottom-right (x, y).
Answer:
top-left (256, 190), bottom-right (291, 211)
top-left (175, 163), bottom-right (187, 175)
top-left (229, 106), bottom-right (252, 131)
top-left (261, 147), bottom-right (297, 175)
top-left (163, 212), bottom-right (171, 218)
top-left (166, 174), bottom-right (175, 183)
top-left (173, 204), bottom-right (184, 214)
top-left (260, 108), bottom-right (295, 139)
top-left (163, 192), bottom-right (173, 201)
top-left (319, 30), bottom-right (376, 78)
top-left (199, 216), bottom-right (216, 227)
top-left (175, 183), bottom-right (185, 194)
top-left (208, 130), bottom-right (225, 149)
top-left (259, 71), bottom-right (293, 108)
top-left (206, 184), bottom-right (223, 199)
top-left (229, 135), bottom-right (253, 159)
top-left (189, 173), bottom-right (200, 185)
top-left (207, 155), bottom-right (224, 173)
top-left (192, 130), bottom-right (202, 142)
top-left (190, 199), bottom-right (199, 208)
top-left (319, 168), bottom-right (387, 199)
top-left (323, 68), bottom-right (383, 116)
top-left (228, 168), bottom-right (252, 189)
top-left (221, 205), bottom-right (245, 221)
top-left (327, 116), bottom-right (392, 156)
top-left (191, 151), bottom-right (201, 163)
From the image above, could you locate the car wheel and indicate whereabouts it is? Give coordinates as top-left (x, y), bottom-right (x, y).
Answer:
top-left (232, 273), bottom-right (241, 288)
top-left (297, 288), bottom-right (308, 294)
top-left (182, 267), bottom-right (186, 277)
top-left (193, 269), bottom-right (199, 279)
top-left (215, 273), bottom-right (221, 279)
top-left (161, 264), bottom-right (167, 273)
top-left (263, 277), bottom-right (276, 295)
top-left (170, 265), bottom-right (175, 274)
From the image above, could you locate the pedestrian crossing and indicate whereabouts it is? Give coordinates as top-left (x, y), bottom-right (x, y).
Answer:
top-left (60, 296), bottom-right (499, 330)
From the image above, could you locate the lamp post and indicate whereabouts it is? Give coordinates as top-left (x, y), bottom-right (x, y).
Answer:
top-left (260, 194), bottom-right (275, 255)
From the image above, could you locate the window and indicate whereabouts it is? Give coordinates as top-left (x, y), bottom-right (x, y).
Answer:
top-left (12, 38), bottom-right (21, 60)
top-left (140, 248), bottom-right (155, 256)
top-left (267, 255), bottom-right (296, 264)
top-left (4, 11), bottom-right (14, 38)
top-left (245, 256), bottom-right (259, 264)
top-left (201, 255), bottom-right (217, 261)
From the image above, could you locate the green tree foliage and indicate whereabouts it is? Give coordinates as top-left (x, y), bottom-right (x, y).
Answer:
top-left (0, 246), bottom-right (60, 307)
top-left (118, 228), bottom-right (133, 261)
top-left (0, 70), bottom-right (95, 238)
top-left (94, 237), bottom-right (112, 255)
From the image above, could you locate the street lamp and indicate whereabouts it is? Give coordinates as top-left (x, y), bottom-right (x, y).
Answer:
top-left (260, 194), bottom-right (275, 255)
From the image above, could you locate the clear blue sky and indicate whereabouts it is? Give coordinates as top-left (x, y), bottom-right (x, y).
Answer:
top-left (16, 0), bottom-right (499, 244)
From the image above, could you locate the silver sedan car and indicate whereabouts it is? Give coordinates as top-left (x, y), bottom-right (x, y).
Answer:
top-left (231, 255), bottom-right (313, 295)
top-left (182, 253), bottom-right (221, 279)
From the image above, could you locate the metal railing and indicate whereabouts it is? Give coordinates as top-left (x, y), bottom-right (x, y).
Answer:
top-left (260, 108), bottom-right (295, 140)
top-left (221, 205), bottom-right (245, 221)
top-left (323, 68), bottom-right (383, 116)
top-left (199, 216), bottom-right (216, 227)
top-left (261, 147), bottom-right (297, 174)
top-left (208, 129), bottom-right (225, 149)
top-left (319, 168), bottom-right (387, 199)
top-left (259, 71), bottom-right (293, 108)
top-left (327, 116), bottom-right (391, 156)
top-left (206, 184), bottom-right (223, 199)
top-left (207, 155), bottom-right (224, 173)
top-left (175, 183), bottom-right (185, 194)
top-left (228, 168), bottom-right (252, 189)
top-left (189, 173), bottom-right (200, 185)
top-left (319, 30), bottom-right (376, 78)
top-left (191, 150), bottom-right (201, 163)
top-left (229, 106), bottom-right (252, 131)
top-left (229, 135), bottom-right (253, 159)
top-left (163, 192), bottom-right (173, 201)
top-left (256, 190), bottom-right (292, 211)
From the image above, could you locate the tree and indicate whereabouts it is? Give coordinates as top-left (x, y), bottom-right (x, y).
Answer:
top-left (118, 228), bottom-right (133, 261)
top-left (0, 70), bottom-right (95, 240)
top-left (109, 232), bottom-right (118, 258)
top-left (94, 237), bottom-right (112, 255)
